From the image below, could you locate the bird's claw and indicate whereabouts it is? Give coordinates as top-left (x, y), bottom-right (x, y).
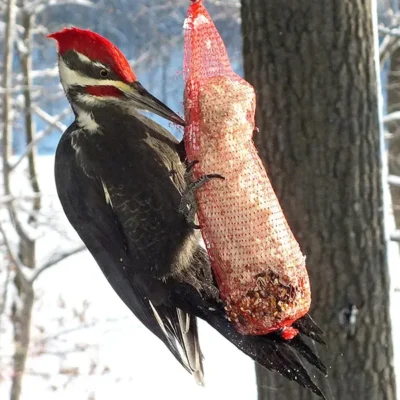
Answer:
top-left (179, 160), bottom-right (225, 229)
top-left (186, 160), bottom-right (199, 173)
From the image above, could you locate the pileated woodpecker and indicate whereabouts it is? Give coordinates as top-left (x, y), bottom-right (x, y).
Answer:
top-left (49, 28), bottom-right (326, 398)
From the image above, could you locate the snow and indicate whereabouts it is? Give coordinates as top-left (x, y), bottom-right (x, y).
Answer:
top-left (0, 156), bottom-right (257, 400)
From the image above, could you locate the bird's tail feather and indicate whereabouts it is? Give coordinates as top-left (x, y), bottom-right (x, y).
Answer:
top-left (177, 310), bottom-right (204, 385)
top-left (205, 314), bottom-right (326, 399)
top-left (294, 313), bottom-right (326, 345)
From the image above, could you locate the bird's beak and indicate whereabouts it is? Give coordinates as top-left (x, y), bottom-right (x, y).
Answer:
top-left (123, 81), bottom-right (185, 126)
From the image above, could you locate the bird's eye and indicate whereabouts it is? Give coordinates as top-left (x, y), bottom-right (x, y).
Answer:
top-left (99, 69), bottom-right (109, 77)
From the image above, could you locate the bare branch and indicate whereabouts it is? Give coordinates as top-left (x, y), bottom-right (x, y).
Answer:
top-left (379, 25), bottom-right (400, 37)
top-left (380, 25), bottom-right (400, 66)
top-left (384, 131), bottom-right (400, 139)
top-left (32, 104), bottom-right (67, 133)
top-left (391, 230), bottom-right (400, 242)
top-left (388, 175), bottom-right (400, 187)
top-left (1, 0), bottom-right (17, 195)
top-left (0, 260), bottom-right (12, 323)
top-left (0, 193), bottom-right (42, 205)
top-left (19, 10), bottom-right (41, 223)
top-left (0, 222), bottom-right (29, 290)
top-left (10, 108), bottom-right (70, 171)
top-left (33, 316), bottom-right (127, 346)
top-left (31, 66), bottom-right (59, 79)
top-left (27, 0), bottom-right (96, 16)
top-left (30, 246), bottom-right (86, 283)
top-left (383, 111), bottom-right (400, 123)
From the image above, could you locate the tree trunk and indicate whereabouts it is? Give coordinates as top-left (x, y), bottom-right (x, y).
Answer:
top-left (21, 10), bottom-right (41, 223)
top-left (387, 45), bottom-right (400, 230)
top-left (1, 0), bottom-right (17, 194)
top-left (10, 284), bottom-right (34, 400)
top-left (18, 9), bottom-right (38, 266)
top-left (241, 1), bottom-right (396, 399)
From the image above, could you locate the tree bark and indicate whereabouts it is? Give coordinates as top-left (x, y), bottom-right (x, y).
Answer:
top-left (18, 9), bottom-right (38, 266)
top-left (387, 43), bottom-right (400, 230)
top-left (10, 284), bottom-right (34, 400)
top-left (1, 0), bottom-right (32, 246)
top-left (1, 0), bottom-right (17, 195)
top-left (21, 10), bottom-right (41, 222)
top-left (241, 1), bottom-right (396, 399)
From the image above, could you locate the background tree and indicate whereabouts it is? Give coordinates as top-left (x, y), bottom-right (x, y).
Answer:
top-left (240, 1), bottom-right (397, 399)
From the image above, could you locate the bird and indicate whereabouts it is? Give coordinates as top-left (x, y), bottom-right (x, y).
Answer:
top-left (49, 27), bottom-right (327, 398)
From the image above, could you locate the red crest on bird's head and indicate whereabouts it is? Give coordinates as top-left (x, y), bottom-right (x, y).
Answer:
top-left (47, 27), bottom-right (137, 83)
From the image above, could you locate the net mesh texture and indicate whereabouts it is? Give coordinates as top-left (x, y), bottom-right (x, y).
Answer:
top-left (183, 0), bottom-right (310, 336)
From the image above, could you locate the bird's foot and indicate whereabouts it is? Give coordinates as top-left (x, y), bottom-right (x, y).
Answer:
top-left (179, 160), bottom-right (225, 229)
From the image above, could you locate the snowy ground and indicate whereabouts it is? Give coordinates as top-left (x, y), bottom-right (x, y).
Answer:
top-left (0, 156), bottom-right (399, 400)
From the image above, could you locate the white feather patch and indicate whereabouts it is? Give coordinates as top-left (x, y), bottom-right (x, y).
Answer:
top-left (149, 300), bottom-right (169, 338)
top-left (75, 107), bottom-right (100, 132)
top-left (76, 51), bottom-right (107, 70)
top-left (101, 180), bottom-right (113, 208)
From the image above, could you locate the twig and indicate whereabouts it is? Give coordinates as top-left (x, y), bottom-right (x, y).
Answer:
top-left (379, 25), bottom-right (400, 37)
top-left (0, 261), bottom-right (12, 328)
top-left (1, 0), bottom-right (31, 244)
top-left (388, 175), bottom-right (400, 187)
top-left (30, 245), bottom-right (86, 283)
top-left (10, 108), bottom-right (70, 171)
top-left (23, 0), bottom-right (96, 16)
top-left (380, 31), bottom-right (400, 66)
top-left (383, 111), bottom-right (400, 123)
top-left (31, 104), bottom-right (67, 133)
top-left (0, 222), bottom-right (29, 291)
top-left (0, 193), bottom-right (42, 205)
top-left (391, 231), bottom-right (400, 242)
top-left (34, 316), bottom-right (128, 346)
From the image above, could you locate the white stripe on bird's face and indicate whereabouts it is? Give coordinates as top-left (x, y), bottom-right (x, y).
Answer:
top-left (58, 57), bottom-right (130, 92)
top-left (75, 51), bottom-right (108, 70)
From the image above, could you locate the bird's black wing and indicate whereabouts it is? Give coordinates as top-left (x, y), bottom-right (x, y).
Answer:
top-left (55, 131), bottom-right (203, 380)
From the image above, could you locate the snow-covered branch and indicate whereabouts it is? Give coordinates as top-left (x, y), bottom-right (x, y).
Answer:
top-left (379, 24), bottom-right (400, 65)
top-left (388, 175), bottom-right (400, 187)
top-left (0, 193), bottom-right (42, 205)
top-left (379, 25), bottom-right (400, 37)
top-left (383, 111), bottom-right (400, 123)
top-left (0, 222), bottom-right (29, 290)
top-left (27, 0), bottom-right (96, 16)
top-left (10, 107), bottom-right (70, 171)
top-left (30, 245), bottom-right (86, 283)
top-left (31, 104), bottom-right (68, 132)
top-left (391, 231), bottom-right (400, 242)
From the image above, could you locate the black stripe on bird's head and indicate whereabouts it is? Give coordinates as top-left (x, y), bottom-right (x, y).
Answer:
top-left (48, 27), bottom-right (185, 126)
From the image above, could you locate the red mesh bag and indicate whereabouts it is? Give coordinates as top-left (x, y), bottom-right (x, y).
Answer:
top-left (183, 0), bottom-right (311, 337)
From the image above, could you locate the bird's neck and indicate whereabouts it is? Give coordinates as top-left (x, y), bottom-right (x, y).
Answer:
top-left (73, 105), bottom-right (102, 133)
top-left (69, 96), bottom-right (128, 134)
